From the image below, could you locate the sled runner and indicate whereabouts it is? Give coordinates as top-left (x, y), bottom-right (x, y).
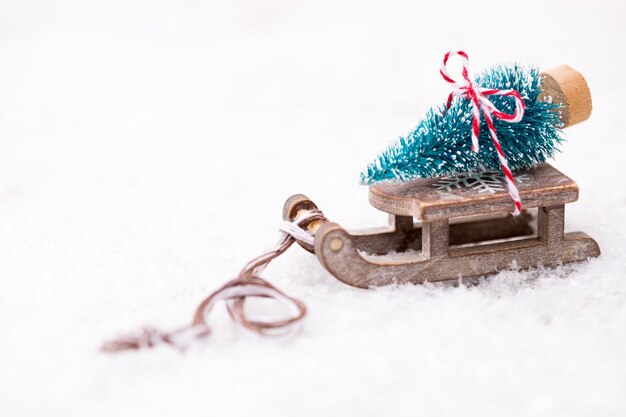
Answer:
top-left (284, 164), bottom-right (600, 288)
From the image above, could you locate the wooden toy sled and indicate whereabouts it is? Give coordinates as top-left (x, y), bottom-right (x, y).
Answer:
top-left (284, 164), bottom-right (600, 288)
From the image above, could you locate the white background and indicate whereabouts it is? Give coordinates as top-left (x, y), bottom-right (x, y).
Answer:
top-left (1, 1), bottom-right (625, 416)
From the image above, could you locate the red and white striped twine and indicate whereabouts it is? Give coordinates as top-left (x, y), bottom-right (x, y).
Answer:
top-left (440, 51), bottom-right (526, 215)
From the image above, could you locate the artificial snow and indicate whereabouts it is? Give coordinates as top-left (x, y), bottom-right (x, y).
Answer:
top-left (0, 1), bottom-right (625, 416)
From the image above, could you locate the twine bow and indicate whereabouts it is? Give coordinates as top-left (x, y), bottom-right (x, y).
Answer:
top-left (440, 51), bottom-right (526, 215)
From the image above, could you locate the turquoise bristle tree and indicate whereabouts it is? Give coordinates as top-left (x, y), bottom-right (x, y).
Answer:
top-left (360, 64), bottom-right (563, 185)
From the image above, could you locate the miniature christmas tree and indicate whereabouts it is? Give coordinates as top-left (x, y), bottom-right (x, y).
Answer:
top-left (360, 63), bottom-right (563, 185)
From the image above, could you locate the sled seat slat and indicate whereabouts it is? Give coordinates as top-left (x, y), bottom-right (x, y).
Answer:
top-left (368, 164), bottom-right (578, 221)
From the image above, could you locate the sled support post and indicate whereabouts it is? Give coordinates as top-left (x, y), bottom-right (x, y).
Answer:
top-left (390, 215), bottom-right (414, 232)
top-left (538, 205), bottom-right (565, 245)
top-left (422, 219), bottom-right (449, 258)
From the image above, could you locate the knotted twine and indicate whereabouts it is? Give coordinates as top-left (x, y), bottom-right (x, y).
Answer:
top-left (101, 209), bottom-right (327, 352)
top-left (440, 51), bottom-right (526, 215)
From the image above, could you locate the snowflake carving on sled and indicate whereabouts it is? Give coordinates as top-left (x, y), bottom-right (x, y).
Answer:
top-left (432, 172), bottom-right (529, 194)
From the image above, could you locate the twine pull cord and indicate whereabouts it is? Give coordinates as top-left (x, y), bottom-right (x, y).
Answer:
top-left (101, 209), bottom-right (327, 353)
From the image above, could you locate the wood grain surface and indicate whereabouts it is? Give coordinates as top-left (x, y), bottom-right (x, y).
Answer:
top-left (369, 164), bottom-right (578, 220)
